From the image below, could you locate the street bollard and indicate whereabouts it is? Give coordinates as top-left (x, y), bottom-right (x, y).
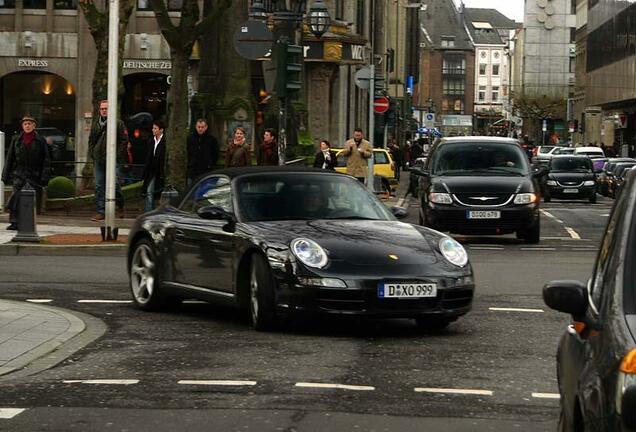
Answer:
top-left (12, 183), bottom-right (41, 243)
top-left (160, 185), bottom-right (180, 207)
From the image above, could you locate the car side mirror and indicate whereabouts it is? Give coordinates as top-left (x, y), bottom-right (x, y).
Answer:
top-left (391, 206), bottom-right (407, 219)
top-left (543, 280), bottom-right (588, 318)
top-left (197, 205), bottom-right (235, 222)
top-left (622, 385), bottom-right (636, 429)
top-left (533, 166), bottom-right (549, 177)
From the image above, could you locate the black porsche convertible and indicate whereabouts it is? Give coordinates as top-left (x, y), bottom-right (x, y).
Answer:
top-left (127, 167), bottom-right (474, 331)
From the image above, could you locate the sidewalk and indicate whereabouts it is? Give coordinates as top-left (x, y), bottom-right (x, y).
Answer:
top-left (0, 300), bottom-right (105, 379)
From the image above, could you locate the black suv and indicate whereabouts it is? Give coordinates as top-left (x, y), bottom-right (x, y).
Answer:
top-left (544, 155), bottom-right (597, 203)
top-left (413, 137), bottom-right (544, 243)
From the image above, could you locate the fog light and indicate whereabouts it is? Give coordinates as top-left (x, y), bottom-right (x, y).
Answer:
top-left (297, 277), bottom-right (347, 288)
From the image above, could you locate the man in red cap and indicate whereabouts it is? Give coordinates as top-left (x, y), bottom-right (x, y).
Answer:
top-left (1, 114), bottom-right (51, 230)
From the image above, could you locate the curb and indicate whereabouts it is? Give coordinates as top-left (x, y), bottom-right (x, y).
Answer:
top-left (0, 243), bottom-right (126, 256)
top-left (0, 300), bottom-right (106, 380)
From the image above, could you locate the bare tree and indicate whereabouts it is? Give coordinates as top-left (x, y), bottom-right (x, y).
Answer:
top-left (149, 0), bottom-right (231, 191)
top-left (78, 0), bottom-right (135, 117)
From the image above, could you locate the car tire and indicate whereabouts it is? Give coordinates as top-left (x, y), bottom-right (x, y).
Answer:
top-left (523, 219), bottom-right (541, 244)
top-left (589, 192), bottom-right (596, 204)
top-left (414, 317), bottom-right (450, 332)
top-left (129, 238), bottom-right (167, 311)
top-left (250, 254), bottom-right (278, 331)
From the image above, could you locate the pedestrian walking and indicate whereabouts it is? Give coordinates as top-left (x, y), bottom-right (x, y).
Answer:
top-left (313, 140), bottom-right (338, 170)
top-left (257, 128), bottom-right (279, 166)
top-left (187, 118), bottom-right (219, 186)
top-left (88, 100), bottom-right (127, 221)
top-left (389, 139), bottom-right (402, 181)
top-left (340, 128), bottom-right (372, 182)
top-left (225, 127), bottom-right (251, 167)
top-left (141, 120), bottom-right (167, 212)
top-left (1, 114), bottom-right (51, 230)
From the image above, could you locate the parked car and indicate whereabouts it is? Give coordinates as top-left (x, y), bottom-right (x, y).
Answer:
top-left (412, 137), bottom-right (545, 243)
top-left (532, 145), bottom-right (560, 165)
top-left (334, 147), bottom-right (397, 191)
top-left (609, 162), bottom-right (636, 198)
top-left (612, 163), bottom-right (636, 199)
top-left (127, 167), bottom-right (474, 331)
top-left (543, 168), bottom-right (636, 431)
top-left (553, 147), bottom-right (575, 155)
top-left (544, 155), bottom-right (597, 203)
top-left (574, 146), bottom-right (605, 158)
top-left (598, 158), bottom-right (636, 196)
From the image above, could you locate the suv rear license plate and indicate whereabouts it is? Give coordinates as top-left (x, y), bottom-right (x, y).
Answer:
top-left (467, 210), bottom-right (501, 219)
top-left (378, 283), bottom-right (437, 298)
top-left (563, 188), bottom-right (578, 193)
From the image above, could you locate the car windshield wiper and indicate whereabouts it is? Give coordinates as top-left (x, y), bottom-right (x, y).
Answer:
top-left (471, 168), bottom-right (525, 176)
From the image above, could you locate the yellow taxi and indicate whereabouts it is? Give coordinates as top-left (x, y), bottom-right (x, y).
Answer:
top-left (333, 147), bottom-right (397, 190)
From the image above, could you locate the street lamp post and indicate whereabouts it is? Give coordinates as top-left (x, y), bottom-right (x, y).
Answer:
top-left (250, 0), bottom-right (331, 165)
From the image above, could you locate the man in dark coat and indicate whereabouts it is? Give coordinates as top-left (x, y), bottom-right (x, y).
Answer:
top-left (88, 100), bottom-right (128, 221)
top-left (1, 114), bottom-right (51, 230)
top-left (257, 128), bottom-right (279, 166)
top-left (313, 140), bottom-right (338, 170)
top-left (142, 120), bottom-right (166, 212)
top-left (186, 118), bottom-right (219, 186)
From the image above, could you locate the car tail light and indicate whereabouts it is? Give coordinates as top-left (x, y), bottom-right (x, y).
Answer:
top-left (617, 348), bottom-right (636, 415)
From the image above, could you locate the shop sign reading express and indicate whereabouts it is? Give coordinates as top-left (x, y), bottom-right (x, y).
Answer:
top-left (18, 59), bottom-right (48, 67)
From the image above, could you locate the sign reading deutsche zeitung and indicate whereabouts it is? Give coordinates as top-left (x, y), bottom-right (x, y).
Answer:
top-left (123, 60), bottom-right (171, 70)
top-left (18, 59), bottom-right (48, 67)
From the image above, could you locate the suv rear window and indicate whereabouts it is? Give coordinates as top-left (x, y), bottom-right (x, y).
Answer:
top-left (551, 158), bottom-right (593, 172)
top-left (430, 142), bottom-right (529, 176)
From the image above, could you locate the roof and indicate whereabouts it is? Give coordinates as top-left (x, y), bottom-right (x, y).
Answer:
top-left (420, 0), bottom-right (473, 50)
top-left (464, 8), bottom-right (517, 29)
top-left (440, 136), bottom-right (520, 145)
top-left (209, 166), bottom-right (345, 179)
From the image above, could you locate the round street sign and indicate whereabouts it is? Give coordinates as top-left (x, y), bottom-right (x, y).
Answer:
top-left (233, 20), bottom-right (273, 61)
top-left (374, 96), bottom-right (390, 114)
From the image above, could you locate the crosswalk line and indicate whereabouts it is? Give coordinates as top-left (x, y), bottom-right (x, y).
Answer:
top-left (0, 408), bottom-right (26, 419)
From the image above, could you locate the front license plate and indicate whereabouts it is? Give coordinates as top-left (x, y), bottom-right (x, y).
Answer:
top-left (467, 210), bottom-right (501, 219)
top-left (378, 283), bottom-right (437, 298)
top-left (563, 188), bottom-right (578, 193)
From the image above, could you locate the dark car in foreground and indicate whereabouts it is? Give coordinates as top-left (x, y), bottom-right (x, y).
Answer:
top-left (544, 155), bottom-right (597, 203)
top-left (127, 167), bottom-right (474, 331)
top-left (543, 169), bottom-right (636, 431)
top-left (413, 137), bottom-right (544, 243)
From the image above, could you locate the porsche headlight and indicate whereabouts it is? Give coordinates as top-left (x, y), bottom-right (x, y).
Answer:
top-left (584, 180), bottom-right (595, 186)
top-left (439, 237), bottom-right (468, 267)
top-left (546, 180), bottom-right (557, 186)
top-left (291, 238), bottom-right (328, 269)
top-left (514, 193), bottom-right (538, 204)
top-left (429, 192), bottom-right (453, 204)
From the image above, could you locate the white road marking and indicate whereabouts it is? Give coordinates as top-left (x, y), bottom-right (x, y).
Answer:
top-left (26, 299), bottom-right (53, 303)
top-left (63, 379), bottom-right (139, 385)
top-left (489, 307), bottom-right (544, 313)
top-left (178, 380), bottom-right (257, 386)
top-left (0, 408), bottom-right (26, 419)
top-left (564, 227), bottom-right (581, 240)
top-left (600, 213), bottom-right (610, 217)
top-left (572, 247), bottom-right (598, 251)
top-left (77, 300), bottom-right (132, 304)
top-left (414, 388), bottom-right (493, 396)
top-left (295, 382), bottom-right (375, 391)
top-left (540, 210), bottom-right (555, 218)
top-left (520, 247), bottom-right (556, 251)
top-left (532, 392), bottom-right (560, 399)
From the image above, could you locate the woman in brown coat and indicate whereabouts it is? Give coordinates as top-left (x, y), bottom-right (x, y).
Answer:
top-left (225, 127), bottom-right (251, 167)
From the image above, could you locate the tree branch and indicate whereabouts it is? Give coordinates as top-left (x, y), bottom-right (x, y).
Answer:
top-left (149, 0), bottom-right (180, 46)
top-left (192, 0), bottom-right (232, 38)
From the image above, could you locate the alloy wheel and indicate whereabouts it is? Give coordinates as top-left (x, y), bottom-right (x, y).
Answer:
top-left (250, 264), bottom-right (259, 324)
top-left (130, 243), bottom-right (155, 305)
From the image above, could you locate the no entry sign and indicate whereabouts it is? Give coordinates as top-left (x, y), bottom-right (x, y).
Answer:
top-left (374, 96), bottom-right (390, 114)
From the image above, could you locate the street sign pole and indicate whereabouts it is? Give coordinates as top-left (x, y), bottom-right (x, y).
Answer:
top-left (367, 63), bottom-right (375, 191)
top-left (104, 0), bottom-right (119, 240)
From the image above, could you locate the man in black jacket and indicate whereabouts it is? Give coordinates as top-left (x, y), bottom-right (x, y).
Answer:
top-left (88, 100), bottom-right (127, 221)
top-left (1, 114), bottom-right (51, 230)
top-left (186, 119), bottom-right (219, 186)
top-left (142, 120), bottom-right (167, 212)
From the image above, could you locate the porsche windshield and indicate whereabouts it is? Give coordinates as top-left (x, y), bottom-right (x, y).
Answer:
top-left (431, 142), bottom-right (530, 176)
top-left (237, 174), bottom-right (394, 222)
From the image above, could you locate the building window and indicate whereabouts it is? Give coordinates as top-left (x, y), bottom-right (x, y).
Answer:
top-left (492, 86), bottom-right (499, 102)
top-left (335, 0), bottom-right (344, 20)
top-left (479, 63), bottom-right (487, 75)
top-left (137, 0), bottom-right (151, 10)
top-left (356, 0), bottom-right (365, 36)
top-left (167, 0), bottom-right (182, 10)
top-left (570, 27), bottom-right (576, 43)
top-left (0, 0), bottom-right (15, 7)
top-left (478, 85), bottom-right (486, 102)
top-left (23, 0), bottom-right (45, 8)
top-left (492, 64), bottom-right (500, 76)
top-left (442, 55), bottom-right (466, 75)
top-left (443, 79), bottom-right (465, 96)
top-left (54, 0), bottom-right (77, 9)
top-left (441, 36), bottom-right (455, 48)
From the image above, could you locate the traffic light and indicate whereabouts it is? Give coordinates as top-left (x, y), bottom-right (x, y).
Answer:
top-left (275, 40), bottom-right (303, 98)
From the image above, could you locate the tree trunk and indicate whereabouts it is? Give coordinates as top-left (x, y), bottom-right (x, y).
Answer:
top-left (164, 50), bottom-right (191, 191)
